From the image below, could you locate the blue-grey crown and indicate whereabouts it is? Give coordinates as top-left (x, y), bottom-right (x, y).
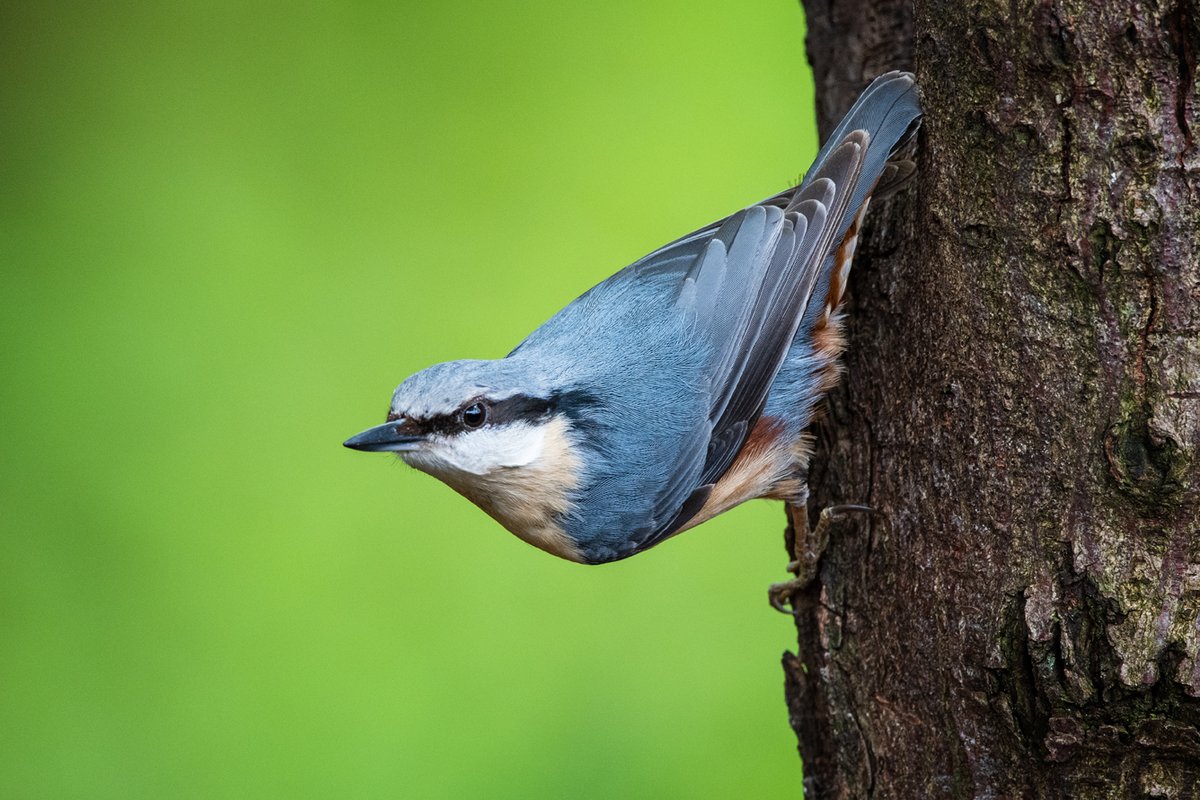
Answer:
top-left (389, 357), bottom-right (557, 420)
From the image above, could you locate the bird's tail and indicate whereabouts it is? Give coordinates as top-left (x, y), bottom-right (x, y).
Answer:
top-left (797, 71), bottom-right (922, 331)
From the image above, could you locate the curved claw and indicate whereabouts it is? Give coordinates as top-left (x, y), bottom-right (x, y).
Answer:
top-left (769, 579), bottom-right (803, 614)
top-left (821, 503), bottom-right (874, 521)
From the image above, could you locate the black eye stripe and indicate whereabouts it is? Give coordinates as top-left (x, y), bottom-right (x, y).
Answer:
top-left (402, 394), bottom-right (558, 437)
top-left (486, 395), bottom-right (554, 425)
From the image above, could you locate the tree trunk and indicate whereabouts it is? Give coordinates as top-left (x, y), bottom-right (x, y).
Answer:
top-left (782, 0), bottom-right (1200, 797)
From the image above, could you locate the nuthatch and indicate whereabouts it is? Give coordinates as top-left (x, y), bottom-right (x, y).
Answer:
top-left (346, 72), bottom-right (921, 581)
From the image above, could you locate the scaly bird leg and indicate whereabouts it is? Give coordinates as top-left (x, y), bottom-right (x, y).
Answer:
top-left (769, 503), bottom-right (872, 613)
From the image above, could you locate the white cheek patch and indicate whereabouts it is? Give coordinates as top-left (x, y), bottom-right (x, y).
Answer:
top-left (399, 415), bottom-right (585, 562)
top-left (409, 422), bottom-right (549, 476)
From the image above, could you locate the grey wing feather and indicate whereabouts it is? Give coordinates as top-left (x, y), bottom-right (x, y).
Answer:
top-left (622, 71), bottom-right (919, 292)
top-left (633, 133), bottom-right (870, 548)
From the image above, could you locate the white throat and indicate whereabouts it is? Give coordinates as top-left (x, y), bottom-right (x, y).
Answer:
top-left (403, 420), bottom-right (550, 476)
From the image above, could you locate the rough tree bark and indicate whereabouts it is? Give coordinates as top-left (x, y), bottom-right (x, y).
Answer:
top-left (781, 0), bottom-right (1200, 796)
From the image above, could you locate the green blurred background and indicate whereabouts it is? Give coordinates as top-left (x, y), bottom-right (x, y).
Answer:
top-left (1, 2), bottom-right (818, 797)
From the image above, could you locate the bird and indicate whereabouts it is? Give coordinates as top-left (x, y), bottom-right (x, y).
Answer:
top-left (345, 71), bottom-right (922, 586)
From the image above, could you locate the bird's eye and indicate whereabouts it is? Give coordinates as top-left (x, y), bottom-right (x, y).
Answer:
top-left (461, 402), bottom-right (487, 428)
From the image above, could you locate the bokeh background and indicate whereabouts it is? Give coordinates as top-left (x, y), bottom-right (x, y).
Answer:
top-left (1, 2), bottom-right (818, 797)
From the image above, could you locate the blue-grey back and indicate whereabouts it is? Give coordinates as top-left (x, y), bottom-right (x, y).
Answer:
top-left (508, 269), bottom-right (713, 561)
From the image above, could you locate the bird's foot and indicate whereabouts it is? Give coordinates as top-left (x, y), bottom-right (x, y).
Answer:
top-left (769, 503), bottom-right (873, 613)
top-left (769, 575), bottom-right (806, 614)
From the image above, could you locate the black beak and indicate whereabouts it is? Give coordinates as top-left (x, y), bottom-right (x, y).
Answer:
top-left (343, 421), bottom-right (425, 452)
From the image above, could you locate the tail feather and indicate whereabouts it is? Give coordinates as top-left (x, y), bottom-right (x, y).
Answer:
top-left (873, 158), bottom-right (917, 199)
top-left (799, 71), bottom-right (923, 332)
top-left (809, 71), bottom-right (922, 220)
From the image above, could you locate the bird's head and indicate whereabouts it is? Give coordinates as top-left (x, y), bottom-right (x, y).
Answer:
top-left (344, 359), bottom-right (590, 561)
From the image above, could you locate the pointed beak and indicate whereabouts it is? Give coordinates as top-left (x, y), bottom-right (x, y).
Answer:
top-left (343, 421), bottom-right (426, 453)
